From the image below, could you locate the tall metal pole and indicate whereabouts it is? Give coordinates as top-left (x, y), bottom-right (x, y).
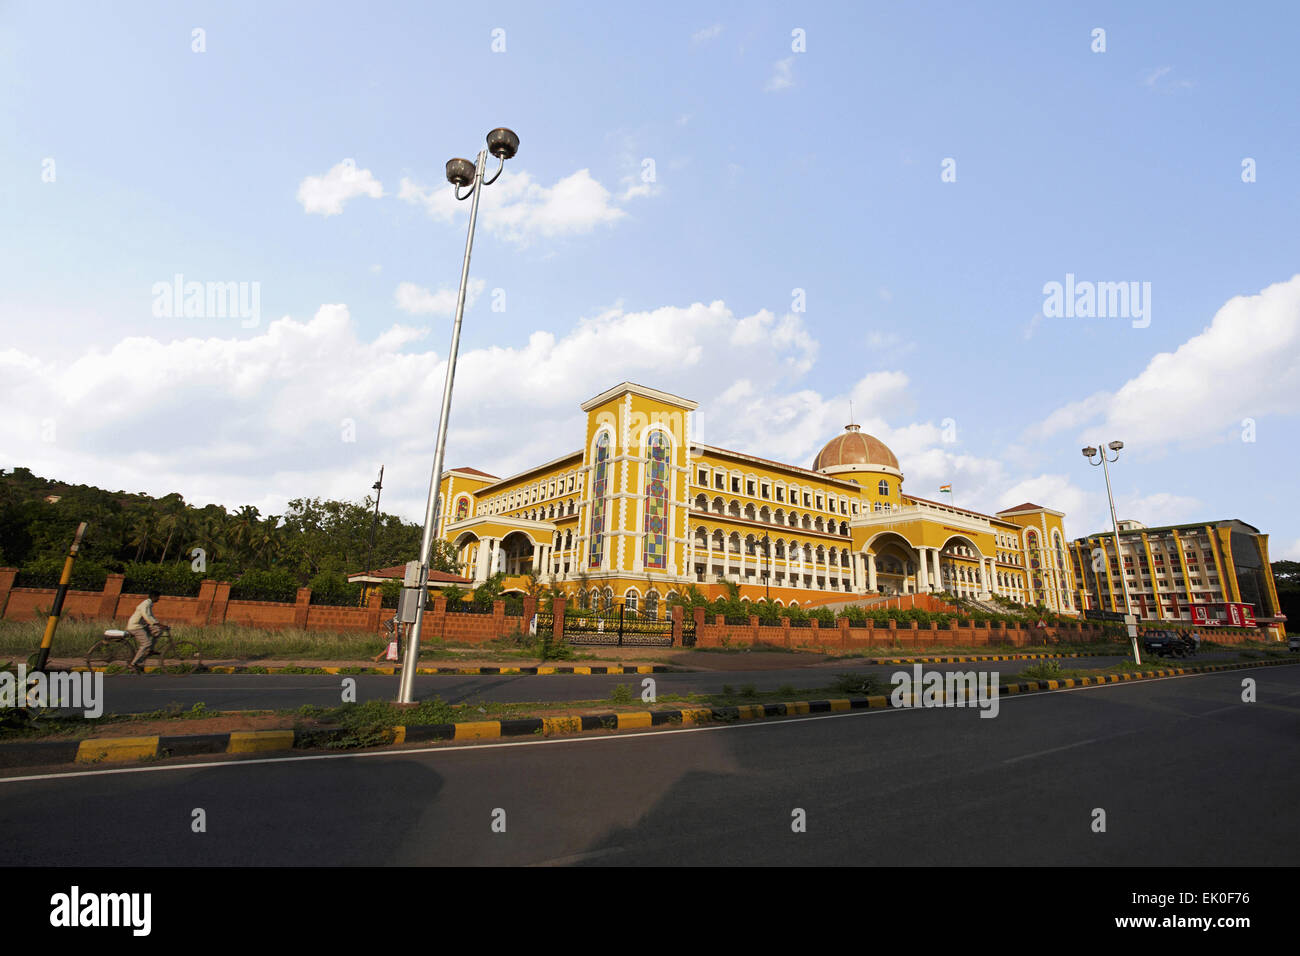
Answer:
top-left (762, 533), bottom-right (770, 602)
top-left (33, 522), bottom-right (87, 672)
top-left (398, 147), bottom-right (488, 704)
top-left (1099, 446), bottom-right (1141, 665)
top-left (363, 465), bottom-right (384, 604)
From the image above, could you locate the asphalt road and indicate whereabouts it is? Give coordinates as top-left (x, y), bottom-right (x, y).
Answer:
top-left (3, 663), bottom-right (1296, 865)
top-left (80, 654), bottom-right (1168, 713)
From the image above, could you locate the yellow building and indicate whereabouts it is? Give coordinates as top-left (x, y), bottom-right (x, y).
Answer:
top-left (436, 382), bottom-right (1081, 615)
top-left (1070, 519), bottom-right (1286, 639)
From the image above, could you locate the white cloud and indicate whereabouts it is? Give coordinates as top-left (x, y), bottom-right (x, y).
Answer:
top-left (399, 168), bottom-right (629, 245)
top-left (765, 57), bottom-right (794, 92)
top-left (394, 278), bottom-right (486, 316)
top-left (8, 284), bottom-right (1243, 546)
top-left (1142, 66), bottom-right (1172, 87)
top-left (1142, 65), bottom-right (1195, 91)
top-left (1112, 491), bottom-right (1203, 527)
top-left (1026, 275), bottom-right (1300, 453)
top-left (296, 160), bottom-right (384, 216)
top-left (692, 24), bottom-right (723, 44)
top-left (864, 329), bottom-right (914, 359)
top-left (0, 299), bottom-right (826, 522)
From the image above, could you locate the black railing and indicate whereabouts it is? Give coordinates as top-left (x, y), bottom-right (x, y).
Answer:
top-left (446, 600), bottom-right (494, 614)
top-left (563, 603), bottom-right (675, 646)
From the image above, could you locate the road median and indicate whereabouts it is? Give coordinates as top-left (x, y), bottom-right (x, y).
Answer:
top-left (3, 657), bottom-right (1294, 771)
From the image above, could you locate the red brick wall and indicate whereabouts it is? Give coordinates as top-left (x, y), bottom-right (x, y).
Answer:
top-left (693, 617), bottom-right (1118, 650)
top-left (0, 569), bottom-right (1277, 647)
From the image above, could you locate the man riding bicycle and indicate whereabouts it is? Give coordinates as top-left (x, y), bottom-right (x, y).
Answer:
top-left (126, 590), bottom-right (165, 671)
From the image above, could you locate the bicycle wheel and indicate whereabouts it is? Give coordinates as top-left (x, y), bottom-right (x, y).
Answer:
top-left (86, 638), bottom-right (132, 670)
top-left (161, 639), bottom-right (203, 671)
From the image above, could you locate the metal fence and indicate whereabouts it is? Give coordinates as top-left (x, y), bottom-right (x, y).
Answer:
top-left (533, 603), bottom-right (692, 646)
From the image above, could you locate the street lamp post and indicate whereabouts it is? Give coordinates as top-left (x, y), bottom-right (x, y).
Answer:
top-left (364, 466), bottom-right (384, 574)
top-left (398, 127), bottom-right (519, 705)
top-left (361, 465), bottom-right (384, 608)
top-left (761, 533), bottom-right (771, 602)
top-left (1082, 440), bottom-right (1142, 665)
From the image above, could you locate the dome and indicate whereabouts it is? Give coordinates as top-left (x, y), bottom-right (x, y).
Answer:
top-left (812, 424), bottom-right (899, 472)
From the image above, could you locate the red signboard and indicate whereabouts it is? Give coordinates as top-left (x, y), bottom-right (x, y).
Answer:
top-left (1190, 603), bottom-right (1255, 627)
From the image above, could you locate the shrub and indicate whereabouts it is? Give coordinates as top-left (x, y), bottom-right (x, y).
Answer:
top-left (17, 557), bottom-right (109, 591)
top-left (808, 607), bottom-right (836, 626)
top-left (781, 604), bottom-right (809, 626)
top-left (830, 672), bottom-right (886, 696)
top-left (307, 571), bottom-right (363, 606)
top-left (121, 561), bottom-right (206, 597)
top-left (839, 606), bottom-right (868, 625)
top-left (229, 568), bottom-right (299, 602)
top-left (753, 599), bottom-right (783, 625)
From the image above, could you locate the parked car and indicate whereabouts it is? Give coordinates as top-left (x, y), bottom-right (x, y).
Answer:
top-left (1288, 635), bottom-right (1299, 653)
top-left (1142, 629), bottom-right (1196, 658)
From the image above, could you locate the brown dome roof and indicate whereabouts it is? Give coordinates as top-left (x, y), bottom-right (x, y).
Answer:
top-left (813, 424), bottom-right (899, 471)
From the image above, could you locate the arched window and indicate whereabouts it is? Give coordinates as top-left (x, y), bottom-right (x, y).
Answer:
top-left (644, 590), bottom-right (660, 619)
top-left (455, 496), bottom-right (470, 521)
top-left (643, 430), bottom-right (670, 570)
top-left (878, 479), bottom-right (889, 496)
top-left (588, 432), bottom-right (611, 568)
top-left (625, 589), bottom-right (639, 613)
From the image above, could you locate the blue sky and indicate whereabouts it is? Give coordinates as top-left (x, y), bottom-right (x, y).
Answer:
top-left (2, 1), bottom-right (1298, 556)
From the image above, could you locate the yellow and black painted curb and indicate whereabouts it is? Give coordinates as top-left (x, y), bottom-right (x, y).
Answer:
top-left (67, 664), bottom-right (672, 676)
top-left (4, 658), bottom-right (1294, 770)
top-left (857, 651), bottom-right (1112, 665)
top-left (65, 652), bottom-right (1119, 674)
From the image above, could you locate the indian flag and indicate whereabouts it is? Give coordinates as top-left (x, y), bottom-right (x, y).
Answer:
top-left (939, 484), bottom-right (952, 494)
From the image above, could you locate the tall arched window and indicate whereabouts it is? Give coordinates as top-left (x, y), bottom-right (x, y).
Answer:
top-left (643, 430), bottom-right (670, 570)
top-left (455, 496), bottom-right (470, 521)
top-left (877, 479), bottom-right (889, 496)
top-left (588, 432), bottom-right (611, 569)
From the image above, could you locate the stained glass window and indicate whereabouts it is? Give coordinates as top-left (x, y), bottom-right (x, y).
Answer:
top-left (588, 432), bottom-right (611, 569)
top-left (455, 496), bottom-right (469, 521)
top-left (643, 431), bottom-right (670, 570)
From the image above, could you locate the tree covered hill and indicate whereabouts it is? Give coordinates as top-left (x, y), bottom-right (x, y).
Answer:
top-left (0, 467), bottom-right (459, 602)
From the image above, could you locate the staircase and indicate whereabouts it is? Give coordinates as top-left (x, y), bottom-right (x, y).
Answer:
top-left (957, 595), bottom-right (1006, 616)
top-left (817, 592), bottom-right (960, 615)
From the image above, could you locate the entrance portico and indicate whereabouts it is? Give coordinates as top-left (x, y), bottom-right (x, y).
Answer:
top-left (448, 516), bottom-right (556, 585)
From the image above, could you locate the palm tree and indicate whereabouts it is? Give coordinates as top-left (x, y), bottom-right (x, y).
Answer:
top-left (252, 515), bottom-right (282, 567)
top-left (227, 505), bottom-right (261, 567)
top-left (128, 513), bottom-right (154, 563)
top-left (197, 513), bottom-right (226, 565)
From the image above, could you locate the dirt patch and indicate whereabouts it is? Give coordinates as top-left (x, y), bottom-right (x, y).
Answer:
top-left (88, 713), bottom-right (327, 738)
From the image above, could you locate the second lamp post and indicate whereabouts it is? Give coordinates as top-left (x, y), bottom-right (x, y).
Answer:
top-left (1082, 440), bottom-right (1142, 665)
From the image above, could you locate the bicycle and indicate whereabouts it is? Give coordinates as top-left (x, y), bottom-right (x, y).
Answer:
top-left (86, 623), bottom-right (204, 671)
